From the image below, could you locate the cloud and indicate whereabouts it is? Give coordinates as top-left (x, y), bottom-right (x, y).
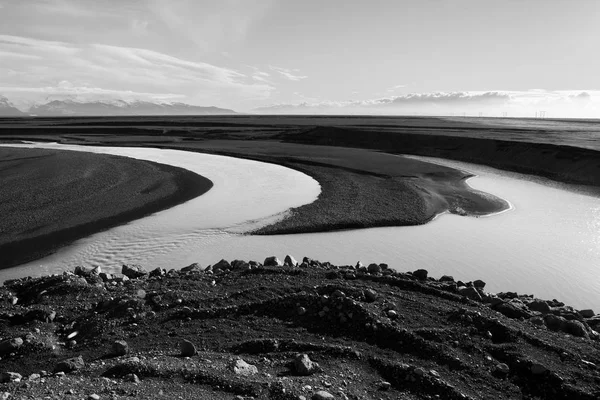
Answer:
top-left (252, 90), bottom-right (600, 118)
top-left (0, 34), bottom-right (274, 107)
top-left (269, 66), bottom-right (308, 81)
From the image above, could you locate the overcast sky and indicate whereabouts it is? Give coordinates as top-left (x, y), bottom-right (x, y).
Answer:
top-left (1, 0), bottom-right (599, 116)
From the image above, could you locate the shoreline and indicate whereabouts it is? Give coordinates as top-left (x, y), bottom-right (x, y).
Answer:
top-left (1, 258), bottom-right (599, 399)
top-left (0, 146), bottom-right (213, 269)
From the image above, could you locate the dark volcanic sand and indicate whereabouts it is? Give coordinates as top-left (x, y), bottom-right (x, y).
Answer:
top-left (0, 147), bottom-right (212, 269)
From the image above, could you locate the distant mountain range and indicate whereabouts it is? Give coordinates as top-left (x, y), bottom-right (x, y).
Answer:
top-left (0, 96), bottom-right (236, 117)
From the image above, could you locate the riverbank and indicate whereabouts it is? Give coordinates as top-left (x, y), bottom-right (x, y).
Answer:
top-left (1, 258), bottom-right (599, 399)
top-left (0, 147), bottom-right (212, 269)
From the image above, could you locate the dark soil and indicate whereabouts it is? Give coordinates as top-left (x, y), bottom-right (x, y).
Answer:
top-left (0, 147), bottom-right (212, 269)
top-left (1, 259), bottom-right (600, 399)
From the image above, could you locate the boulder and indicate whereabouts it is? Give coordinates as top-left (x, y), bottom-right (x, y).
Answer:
top-left (458, 286), bottom-right (482, 301)
top-left (231, 260), bottom-right (251, 271)
top-left (54, 355), bottom-right (85, 373)
top-left (527, 299), bottom-right (551, 314)
top-left (112, 340), bottom-right (129, 356)
top-left (494, 300), bottom-right (534, 319)
top-left (264, 256), bottom-right (283, 267)
top-left (293, 353), bottom-right (320, 376)
top-left (180, 339), bottom-right (197, 357)
top-left (212, 259), bottom-right (231, 272)
top-left (544, 314), bottom-right (567, 331)
top-left (412, 269), bottom-right (428, 280)
top-left (367, 263), bottom-right (381, 274)
top-left (473, 279), bottom-right (486, 289)
top-left (181, 263), bottom-right (203, 273)
top-left (284, 255), bottom-right (298, 267)
top-left (439, 275), bottom-right (455, 282)
top-left (121, 264), bottom-right (147, 279)
top-left (565, 320), bottom-right (589, 338)
top-left (579, 309), bottom-right (595, 318)
top-left (0, 337), bottom-right (23, 356)
top-left (231, 358), bottom-right (258, 376)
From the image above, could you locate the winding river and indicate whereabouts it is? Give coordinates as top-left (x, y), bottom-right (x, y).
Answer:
top-left (1, 143), bottom-right (599, 310)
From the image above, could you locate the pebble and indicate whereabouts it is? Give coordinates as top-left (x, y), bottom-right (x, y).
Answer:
top-left (312, 391), bottom-right (334, 400)
top-left (180, 339), bottom-right (197, 357)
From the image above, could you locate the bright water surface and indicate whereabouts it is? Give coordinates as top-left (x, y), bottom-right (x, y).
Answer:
top-left (1, 143), bottom-right (599, 309)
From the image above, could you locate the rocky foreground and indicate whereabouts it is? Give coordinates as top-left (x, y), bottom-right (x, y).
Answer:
top-left (1, 258), bottom-right (600, 399)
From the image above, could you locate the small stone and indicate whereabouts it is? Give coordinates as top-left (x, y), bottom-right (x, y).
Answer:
top-left (124, 373), bottom-right (140, 383)
top-left (112, 340), bottom-right (129, 356)
top-left (363, 289), bottom-right (378, 302)
top-left (232, 358), bottom-right (258, 376)
top-left (0, 392), bottom-right (10, 400)
top-left (88, 394), bottom-right (100, 400)
top-left (28, 373), bottom-right (41, 381)
top-left (0, 372), bottom-right (22, 383)
top-left (264, 256), bottom-right (283, 267)
top-left (312, 391), bottom-right (334, 400)
top-left (180, 339), bottom-right (197, 357)
top-left (297, 307), bottom-right (307, 316)
top-left (530, 362), bottom-right (547, 375)
top-left (54, 355), bottom-right (85, 373)
top-left (0, 337), bottom-right (23, 356)
top-left (293, 354), bottom-right (320, 376)
top-left (387, 310), bottom-right (398, 319)
top-left (413, 367), bottom-right (425, 376)
top-left (496, 363), bottom-right (510, 375)
top-left (380, 381), bottom-right (391, 390)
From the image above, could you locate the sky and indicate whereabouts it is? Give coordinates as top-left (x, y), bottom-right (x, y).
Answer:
top-left (1, 0), bottom-right (599, 116)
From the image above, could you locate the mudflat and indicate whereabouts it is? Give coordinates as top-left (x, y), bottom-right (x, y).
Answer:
top-left (0, 147), bottom-right (212, 268)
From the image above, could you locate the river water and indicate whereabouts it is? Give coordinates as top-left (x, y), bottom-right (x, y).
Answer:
top-left (1, 143), bottom-right (599, 309)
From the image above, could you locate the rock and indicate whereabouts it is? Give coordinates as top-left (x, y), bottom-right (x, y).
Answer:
top-left (121, 264), bottom-right (147, 279)
top-left (28, 373), bottom-right (41, 381)
top-left (458, 286), bottom-right (482, 301)
top-left (380, 381), bottom-right (391, 390)
top-left (473, 279), bottom-right (486, 289)
top-left (530, 362), bottom-right (547, 375)
top-left (529, 316), bottom-right (545, 326)
top-left (54, 355), bottom-right (85, 373)
top-left (0, 372), bottom-right (22, 383)
top-left (231, 260), bottom-right (251, 271)
top-left (112, 340), bottom-right (129, 356)
top-left (387, 310), bottom-right (398, 319)
top-left (1, 392), bottom-right (10, 400)
top-left (181, 263), bottom-right (203, 273)
top-left (439, 275), bottom-right (454, 282)
top-left (293, 354), bottom-right (320, 376)
top-left (212, 259), bottom-right (232, 272)
top-left (148, 267), bottom-right (165, 277)
top-left (565, 320), bottom-right (589, 338)
top-left (0, 337), bottom-right (23, 356)
top-left (88, 394), bottom-right (100, 400)
top-left (544, 314), bottom-right (567, 331)
top-left (284, 255), bottom-right (298, 267)
top-left (496, 363), bottom-right (510, 375)
top-left (412, 269), bottom-right (428, 280)
top-left (231, 358), bottom-right (258, 376)
top-left (364, 289), bottom-right (378, 302)
top-left (99, 272), bottom-right (113, 281)
top-left (312, 391), bottom-right (334, 400)
top-left (180, 339), bottom-right (197, 357)
top-left (125, 373), bottom-right (140, 383)
top-left (297, 307), bottom-right (307, 316)
top-left (367, 263), bottom-right (381, 274)
top-left (527, 299), bottom-right (551, 314)
top-left (264, 256), bottom-right (283, 267)
top-left (494, 300), bottom-right (533, 319)
top-left (579, 309), bottom-right (595, 318)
